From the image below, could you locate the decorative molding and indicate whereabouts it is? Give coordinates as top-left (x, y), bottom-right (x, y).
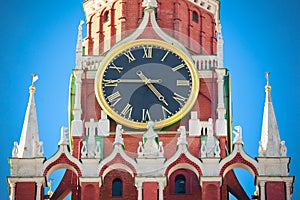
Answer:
top-left (99, 145), bottom-right (137, 178)
top-left (219, 143), bottom-right (258, 177)
top-left (43, 145), bottom-right (83, 178)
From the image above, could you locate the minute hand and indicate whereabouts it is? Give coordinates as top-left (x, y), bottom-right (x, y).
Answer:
top-left (136, 71), bottom-right (168, 106)
top-left (104, 79), bottom-right (162, 84)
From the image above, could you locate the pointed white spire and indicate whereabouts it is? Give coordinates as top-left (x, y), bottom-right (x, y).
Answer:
top-left (15, 74), bottom-right (43, 158)
top-left (216, 22), bottom-right (224, 69)
top-left (76, 20), bottom-right (84, 69)
top-left (259, 72), bottom-right (282, 157)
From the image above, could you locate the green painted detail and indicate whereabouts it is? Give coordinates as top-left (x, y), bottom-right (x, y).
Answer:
top-left (68, 71), bottom-right (76, 151)
top-left (143, 137), bottom-right (159, 144)
top-left (84, 136), bottom-right (104, 159)
top-left (201, 136), bottom-right (218, 143)
top-left (223, 69), bottom-right (232, 153)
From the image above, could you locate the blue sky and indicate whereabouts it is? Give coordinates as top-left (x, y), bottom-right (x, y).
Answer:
top-left (0, 0), bottom-right (299, 199)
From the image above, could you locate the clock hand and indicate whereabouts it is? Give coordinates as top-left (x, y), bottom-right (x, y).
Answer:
top-left (136, 71), bottom-right (168, 106)
top-left (103, 79), bottom-right (162, 84)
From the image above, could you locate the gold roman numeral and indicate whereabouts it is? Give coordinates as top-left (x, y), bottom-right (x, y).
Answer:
top-left (173, 93), bottom-right (187, 106)
top-left (109, 62), bottom-right (123, 73)
top-left (123, 50), bottom-right (136, 63)
top-left (103, 80), bottom-right (118, 87)
top-left (143, 46), bottom-right (153, 58)
top-left (142, 109), bottom-right (151, 121)
top-left (176, 80), bottom-right (190, 86)
top-left (107, 91), bottom-right (122, 107)
top-left (162, 106), bottom-right (173, 119)
top-left (120, 103), bottom-right (133, 119)
top-left (161, 51), bottom-right (169, 62)
top-left (172, 63), bottom-right (185, 72)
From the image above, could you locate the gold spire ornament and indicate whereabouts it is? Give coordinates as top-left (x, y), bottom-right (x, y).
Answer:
top-left (47, 178), bottom-right (54, 196)
top-left (265, 72), bottom-right (271, 91)
top-left (30, 74), bottom-right (39, 91)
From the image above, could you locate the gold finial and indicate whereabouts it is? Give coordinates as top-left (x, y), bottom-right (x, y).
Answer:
top-left (47, 178), bottom-right (54, 196)
top-left (265, 72), bottom-right (271, 91)
top-left (30, 74), bottom-right (39, 91)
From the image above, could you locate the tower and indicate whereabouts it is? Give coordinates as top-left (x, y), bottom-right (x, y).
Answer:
top-left (7, 1), bottom-right (294, 200)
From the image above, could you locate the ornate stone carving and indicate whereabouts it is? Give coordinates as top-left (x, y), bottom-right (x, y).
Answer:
top-left (113, 124), bottom-right (124, 146)
top-left (137, 121), bottom-right (164, 158)
top-left (177, 126), bottom-right (187, 145)
top-left (59, 126), bottom-right (69, 145)
top-left (95, 141), bottom-right (101, 158)
top-left (38, 141), bottom-right (44, 157)
top-left (12, 141), bottom-right (18, 158)
top-left (280, 141), bottom-right (287, 157)
top-left (258, 141), bottom-right (264, 156)
top-left (81, 141), bottom-right (88, 158)
top-left (142, 0), bottom-right (158, 8)
top-left (233, 125), bottom-right (243, 144)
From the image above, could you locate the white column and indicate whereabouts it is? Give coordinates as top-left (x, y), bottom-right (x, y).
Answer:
top-left (73, 70), bottom-right (83, 113)
top-left (286, 182), bottom-right (291, 200)
top-left (36, 181), bottom-right (42, 200)
top-left (158, 181), bottom-right (164, 200)
top-left (137, 182), bottom-right (143, 200)
top-left (72, 70), bottom-right (83, 137)
top-left (215, 68), bottom-right (227, 136)
top-left (260, 181), bottom-right (265, 200)
top-left (9, 182), bottom-right (16, 200)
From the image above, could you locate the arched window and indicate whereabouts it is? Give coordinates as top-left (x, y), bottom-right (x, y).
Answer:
top-left (104, 11), bottom-right (110, 22)
top-left (175, 174), bottom-right (186, 194)
top-left (192, 11), bottom-right (199, 23)
top-left (112, 178), bottom-right (122, 197)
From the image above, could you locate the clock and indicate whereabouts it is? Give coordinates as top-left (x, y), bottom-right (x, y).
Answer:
top-left (95, 39), bottom-right (199, 129)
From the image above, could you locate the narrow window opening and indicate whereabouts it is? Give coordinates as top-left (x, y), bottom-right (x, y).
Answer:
top-left (112, 178), bottom-right (122, 197)
top-left (192, 11), bottom-right (199, 23)
top-left (175, 174), bottom-right (186, 194)
top-left (104, 11), bottom-right (110, 22)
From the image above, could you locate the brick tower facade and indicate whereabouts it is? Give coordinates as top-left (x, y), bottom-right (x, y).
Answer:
top-left (7, 0), bottom-right (294, 200)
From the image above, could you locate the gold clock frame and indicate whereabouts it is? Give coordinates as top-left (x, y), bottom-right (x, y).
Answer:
top-left (95, 39), bottom-right (199, 129)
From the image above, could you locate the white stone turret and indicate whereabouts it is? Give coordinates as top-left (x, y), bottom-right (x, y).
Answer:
top-left (259, 72), bottom-right (286, 157)
top-left (13, 75), bottom-right (43, 158)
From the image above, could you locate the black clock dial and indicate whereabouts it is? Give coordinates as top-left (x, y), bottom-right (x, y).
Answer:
top-left (95, 40), bottom-right (199, 129)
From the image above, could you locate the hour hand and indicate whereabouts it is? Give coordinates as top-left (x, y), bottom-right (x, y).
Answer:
top-left (136, 71), bottom-right (168, 106)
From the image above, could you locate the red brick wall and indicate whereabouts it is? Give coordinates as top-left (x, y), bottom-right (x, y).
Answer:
top-left (164, 169), bottom-right (202, 200)
top-left (15, 182), bottom-right (36, 200)
top-left (143, 182), bottom-right (158, 200)
top-left (100, 169), bottom-right (137, 200)
top-left (202, 182), bottom-right (220, 200)
top-left (85, 0), bottom-right (217, 55)
top-left (81, 183), bottom-right (100, 200)
top-left (266, 182), bottom-right (285, 200)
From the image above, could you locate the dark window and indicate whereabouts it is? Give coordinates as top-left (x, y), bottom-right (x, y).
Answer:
top-left (112, 178), bottom-right (122, 197)
top-left (104, 11), bottom-right (110, 22)
top-left (192, 11), bottom-right (198, 23)
top-left (175, 174), bottom-right (186, 194)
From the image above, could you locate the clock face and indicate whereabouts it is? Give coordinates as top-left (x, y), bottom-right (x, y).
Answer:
top-left (95, 40), bottom-right (199, 129)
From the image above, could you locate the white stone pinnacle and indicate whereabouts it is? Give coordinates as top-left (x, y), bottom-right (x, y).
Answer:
top-left (17, 83), bottom-right (43, 158)
top-left (259, 74), bottom-right (282, 157)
